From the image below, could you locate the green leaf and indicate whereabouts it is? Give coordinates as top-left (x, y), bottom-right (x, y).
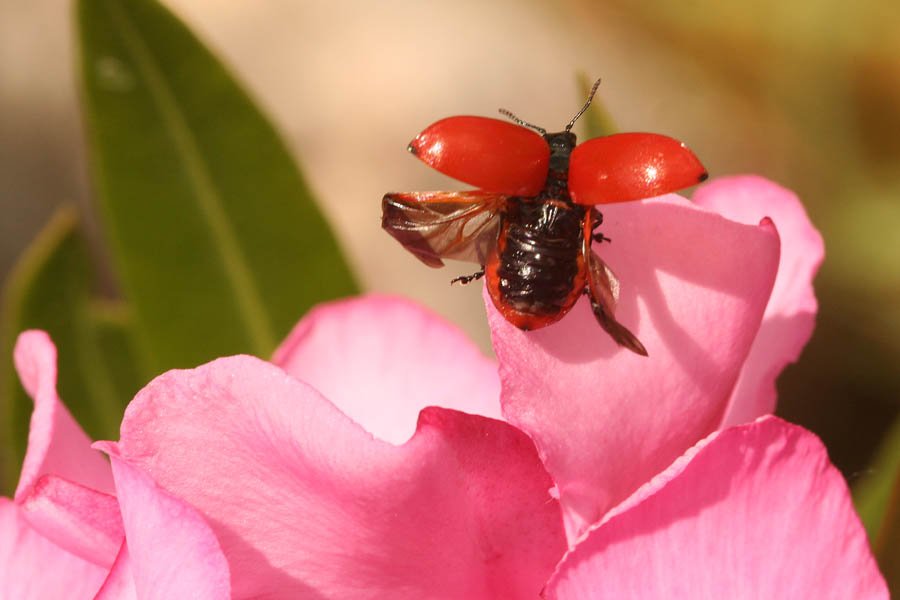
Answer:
top-left (0, 207), bottom-right (145, 493)
top-left (576, 72), bottom-right (619, 140)
top-left (77, 0), bottom-right (357, 373)
top-left (88, 300), bottom-right (147, 411)
top-left (854, 414), bottom-right (900, 595)
top-left (855, 416), bottom-right (900, 541)
top-left (854, 414), bottom-right (900, 594)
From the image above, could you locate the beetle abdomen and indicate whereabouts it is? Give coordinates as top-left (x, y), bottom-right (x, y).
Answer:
top-left (486, 198), bottom-right (586, 329)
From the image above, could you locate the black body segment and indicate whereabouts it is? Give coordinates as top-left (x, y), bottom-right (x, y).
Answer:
top-left (492, 131), bottom-right (585, 319)
top-left (495, 197), bottom-right (586, 317)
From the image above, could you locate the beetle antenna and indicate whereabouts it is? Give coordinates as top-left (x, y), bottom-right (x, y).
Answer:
top-left (565, 78), bottom-right (601, 132)
top-left (498, 108), bottom-right (547, 135)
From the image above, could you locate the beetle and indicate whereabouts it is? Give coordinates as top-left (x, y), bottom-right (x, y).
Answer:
top-left (381, 80), bottom-right (708, 356)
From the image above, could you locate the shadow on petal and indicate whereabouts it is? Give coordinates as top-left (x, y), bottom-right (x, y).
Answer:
top-left (490, 193), bottom-right (781, 540)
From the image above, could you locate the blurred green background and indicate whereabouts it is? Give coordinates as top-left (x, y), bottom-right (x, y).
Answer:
top-left (2, 0), bottom-right (899, 586)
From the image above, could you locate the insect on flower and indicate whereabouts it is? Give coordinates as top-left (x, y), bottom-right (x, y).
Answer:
top-left (382, 80), bottom-right (708, 356)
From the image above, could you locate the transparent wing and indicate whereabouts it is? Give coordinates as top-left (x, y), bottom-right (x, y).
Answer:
top-left (585, 247), bottom-right (648, 356)
top-left (381, 190), bottom-right (507, 267)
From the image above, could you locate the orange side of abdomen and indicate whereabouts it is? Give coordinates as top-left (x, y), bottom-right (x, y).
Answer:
top-left (485, 225), bottom-right (586, 331)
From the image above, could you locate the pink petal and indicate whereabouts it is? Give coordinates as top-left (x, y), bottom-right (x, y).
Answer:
top-left (272, 294), bottom-right (501, 444)
top-left (545, 416), bottom-right (887, 599)
top-left (19, 474), bottom-right (123, 567)
top-left (93, 544), bottom-right (136, 600)
top-left (90, 448), bottom-right (230, 600)
top-left (114, 355), bottom-right (565, 599)
top-left (0, 498), bottom-right (107, 599)
top-left (13, 331), bottom-right (114, 501)
top-left (488, 194), bottom-right (780, 538)
top-left (692, 176), bottom-right (824, 425)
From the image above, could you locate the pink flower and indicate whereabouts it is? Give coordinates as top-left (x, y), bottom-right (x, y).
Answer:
top-left (0, 331), bottom-right (116, 598)
top-left (1, 176), bottom-right (886, 598)
top-left (3, 331), bottom-right (235, 599)
top-left (487, 175), bottom-right (825, 538)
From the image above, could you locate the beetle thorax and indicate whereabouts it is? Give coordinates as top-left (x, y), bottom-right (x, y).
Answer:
top-left (541, 131), bottom-right (577, 198)
top-left (544, 131), bottom-right (576, 171)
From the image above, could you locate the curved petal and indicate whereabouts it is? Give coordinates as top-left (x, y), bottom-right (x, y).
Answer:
top-left (692, 176), bottom-right (824, 425)
top-left (488, 193), bottom-right (780, 538)
top-left (89, 450), bottom-right (230, 600)
top-left (13, 330), bottom-right (113, 501)
top-left (93, 544), bottom-right (136, 600)
top-left (272, 295), bottom-right (501, 444)
top-left (545, 416), bottom-right (887, 599)
top-left (0, 498), bottom-right (107, 599)
top-left (19, 474), bottom-right (123, 567)
top-left (113, 355), bottom-right (564, 599)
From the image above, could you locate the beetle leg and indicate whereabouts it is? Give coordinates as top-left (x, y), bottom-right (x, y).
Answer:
top-left (590, 208), bottom-right (611, 243)
top-left (583, 238), bottom-right (647, 356)
top-left (451, 268), bottom-right (485, 285)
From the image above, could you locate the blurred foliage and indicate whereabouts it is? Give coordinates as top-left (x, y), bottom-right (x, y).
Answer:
top-left (855, 417), bottom-right (900, 541)
top-left (858, 415), bottom-right (900, 592)
top-left (0, 207), bottom-right (144, 491)
top-left (0, 0), bottom-right (357, 493)
top-left (77, 0), bottom-right (357, 371)
top-left (869, 451), bottom-right (900, 590)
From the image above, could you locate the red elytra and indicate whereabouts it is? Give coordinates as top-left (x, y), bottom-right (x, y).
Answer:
top-left (568, 133), bottom-right (707, 204)
top-left (409, 117), bottom-right (705, 205)
top-left (408, 116), bottom-right (550, 197)
top-left (383, 81), bottom-right (708, 356)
